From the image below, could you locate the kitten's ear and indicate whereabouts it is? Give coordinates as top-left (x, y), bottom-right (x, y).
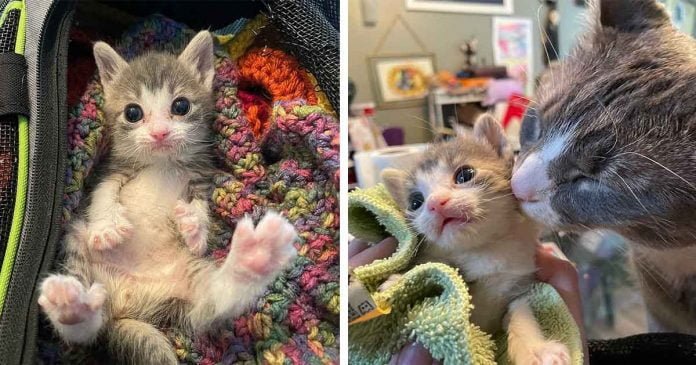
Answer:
top-left (381, 168), bottom-right (409, 207)
top-left (598, 0), bottom-right (670, 32)
top-left (178, 31), bottom-right (215, 89)
top-left (93, 42), bottom-right (128, 89)
top-left (473, 114), bottom-right (511, 159)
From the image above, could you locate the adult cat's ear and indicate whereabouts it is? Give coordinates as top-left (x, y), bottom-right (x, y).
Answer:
top-left (381, 168), bottom-right (409, 208)
top-left (179, 31), bottom-right (215, 89)
top-left (598, 0), bottom-right (670, 32)
top-left (473, 114), bottom-right (511, 159)
top-left (93, 42), bottom-right (128, 91)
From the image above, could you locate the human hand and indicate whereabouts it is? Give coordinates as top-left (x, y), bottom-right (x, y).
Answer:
top-left (535, 244), bottom-right (588, 364)
top-left (349, 237), bottom-right (439, 365)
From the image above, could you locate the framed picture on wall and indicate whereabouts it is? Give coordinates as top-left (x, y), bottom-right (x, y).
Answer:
top-left (492, 17), bottom-right (534, 94)
top-left (405, 0), bottom-right (513, 15)
top-left (368, 53), bottom-right (436, 109)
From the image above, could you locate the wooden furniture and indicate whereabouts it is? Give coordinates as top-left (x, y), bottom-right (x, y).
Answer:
top-left (427, 86), bottom-right (486, 134)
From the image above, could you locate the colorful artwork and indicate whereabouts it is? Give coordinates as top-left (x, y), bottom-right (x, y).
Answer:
top-left (492, 17), bottom-right (533, 94)
top-left (370, 54), bottom-right (435, 108)
top-left (387, 65), bottom-right (428, 97)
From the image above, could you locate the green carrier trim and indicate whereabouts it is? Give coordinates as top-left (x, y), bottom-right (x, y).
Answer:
top-left (0, 0), bottom-right (28, 315)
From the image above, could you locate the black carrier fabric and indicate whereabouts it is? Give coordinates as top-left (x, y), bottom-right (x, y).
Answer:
top-left (589, 333), bottom-right (696, 364)
top-left (0, 8), bottom-right (20, 263)
top-left (267, 0), bottom-right (339, 111)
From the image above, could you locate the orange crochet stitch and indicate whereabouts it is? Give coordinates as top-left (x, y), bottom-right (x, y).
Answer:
top-left (237, 47), bottom-right (318, 137)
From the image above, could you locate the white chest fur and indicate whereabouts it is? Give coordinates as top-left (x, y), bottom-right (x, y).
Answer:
top-left (418, 235), bottom-right (537, 333)
top-left (95, 166), bottom-right (192, 278)
top-left (120, 166), bottom-right (189, 230)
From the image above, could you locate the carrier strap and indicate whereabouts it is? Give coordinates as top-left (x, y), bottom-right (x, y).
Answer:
top-left (0, 52), bottom-right (28, 117)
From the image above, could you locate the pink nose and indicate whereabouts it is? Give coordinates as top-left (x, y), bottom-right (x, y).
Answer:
top-left (427, 196), bottom-right (450, 213)
top-left (511, 153), bottom-right (549, 202)
top-left (150, 130), bottom-right (170, 142)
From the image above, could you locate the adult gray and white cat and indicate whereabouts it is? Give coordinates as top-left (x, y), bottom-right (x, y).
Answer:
top-left (512, 0), bottom-right (696, 334)
top-left (37, 31), bottom-right (297, 364)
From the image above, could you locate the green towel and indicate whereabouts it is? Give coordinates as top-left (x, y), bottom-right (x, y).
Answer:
top-left (349, 184), bottom-right (583, 365)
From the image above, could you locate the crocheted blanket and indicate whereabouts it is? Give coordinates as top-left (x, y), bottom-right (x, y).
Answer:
top-left (348, 185), bottom-right (582, 365)
top-left (41, 15), bottom-right (339, 365)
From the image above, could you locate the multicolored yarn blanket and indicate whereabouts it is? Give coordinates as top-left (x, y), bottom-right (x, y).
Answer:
top-left (42, 14), bottom-right (339, 365)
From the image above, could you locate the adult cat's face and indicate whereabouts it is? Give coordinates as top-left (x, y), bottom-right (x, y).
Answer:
top-left (512, 0), bottom-right (696, 248)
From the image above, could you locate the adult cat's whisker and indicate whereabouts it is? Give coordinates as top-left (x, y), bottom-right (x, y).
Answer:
top-left (513, 94), bottom-right (537, 105)
top-left (608, 242), bottom-right (671, 290)
top-left (611, 171), bottom-right (679, 249)
top-left (478, 193), bottom-right (515, 203)
top-left (536, 4), bottom-right (561, 83)
top-left (615, 151), bottom-right (696, 191)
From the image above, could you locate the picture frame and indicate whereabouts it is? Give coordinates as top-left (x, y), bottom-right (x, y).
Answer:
top-left (405, 0), bottom-right (513, 15)
top-left (368, 53), bottom-right (436, 109)
top-left (492, 17), bottom-right (534, 94)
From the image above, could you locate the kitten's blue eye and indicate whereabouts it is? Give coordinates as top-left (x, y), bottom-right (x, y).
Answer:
top-left (171, 97), bottom-right (190, 116)
top-left (455, 166), bottom-right (475, 184)
top-left (124, 104), bottom-right (143, 123)
top-left (408, 192), bottom-right (424, 211)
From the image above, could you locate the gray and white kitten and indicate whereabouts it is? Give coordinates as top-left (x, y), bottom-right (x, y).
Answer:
top-left (513, 0), bottom-right (696, 334)
top-left (382, 115), bottom-right (571, 365)
top-left (37, 31), bottom-right (297, 364)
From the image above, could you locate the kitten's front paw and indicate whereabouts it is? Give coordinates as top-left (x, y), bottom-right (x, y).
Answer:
top-left (38, 275), bottom-right (106, 343)
top-left (88, 207), bottom-right (133, 250)
top-left (516, 341), bottom-right (570, 365)
top-left (227, 212), bottom-right (297, 280)
top-left (174, 200), bottom-right (207, 256)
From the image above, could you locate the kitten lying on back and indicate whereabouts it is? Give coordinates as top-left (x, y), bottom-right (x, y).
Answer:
top-left (381, 115), bottom-right (571, 365)
top-left (37, 31), bottom-right (297, 364)
top-left (512, 0), bottom-right (696, 334)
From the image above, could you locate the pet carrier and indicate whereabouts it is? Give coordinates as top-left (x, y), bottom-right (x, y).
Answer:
top-left (0, 0), bottom-right (339, 364)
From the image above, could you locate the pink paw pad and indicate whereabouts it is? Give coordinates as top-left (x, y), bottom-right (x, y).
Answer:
top-left (88, 212), bottom-right (133, 251)
top-left (38, 275), bottom-right (106, 326)
top-left (174, 200), bottom-right (207, 256)
top-left (229, 212), bottom-right (298, 278)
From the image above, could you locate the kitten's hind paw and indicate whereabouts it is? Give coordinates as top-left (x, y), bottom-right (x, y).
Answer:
top-left (515, 341), bottom-right (571, 365)
top-left (88, 206), bottom-right (133, 250)
top-left (38, 275), bottom-right (106, 344)
top-left (227, 212), bottom-right (298, 280)
top-left (174, 200), bottom-right (208, 256)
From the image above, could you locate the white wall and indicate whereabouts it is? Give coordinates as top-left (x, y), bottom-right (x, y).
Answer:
top-left (558, 1), bottom-right (589, 57)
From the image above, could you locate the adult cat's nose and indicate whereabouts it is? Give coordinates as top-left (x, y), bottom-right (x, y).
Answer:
top-left (511, 153), bottom-right (550, 202)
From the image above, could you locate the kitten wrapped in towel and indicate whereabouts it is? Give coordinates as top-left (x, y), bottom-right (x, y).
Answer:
top-left (381, 115), bottom-right (571, 365)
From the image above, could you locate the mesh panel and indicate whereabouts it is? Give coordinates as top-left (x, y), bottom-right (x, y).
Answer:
top-left (306, 0), bottom-right (338, 30)
top-left (266, 0), bottom-right (339, 112)
top-left (0, 9), bottom-right (21, 255)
